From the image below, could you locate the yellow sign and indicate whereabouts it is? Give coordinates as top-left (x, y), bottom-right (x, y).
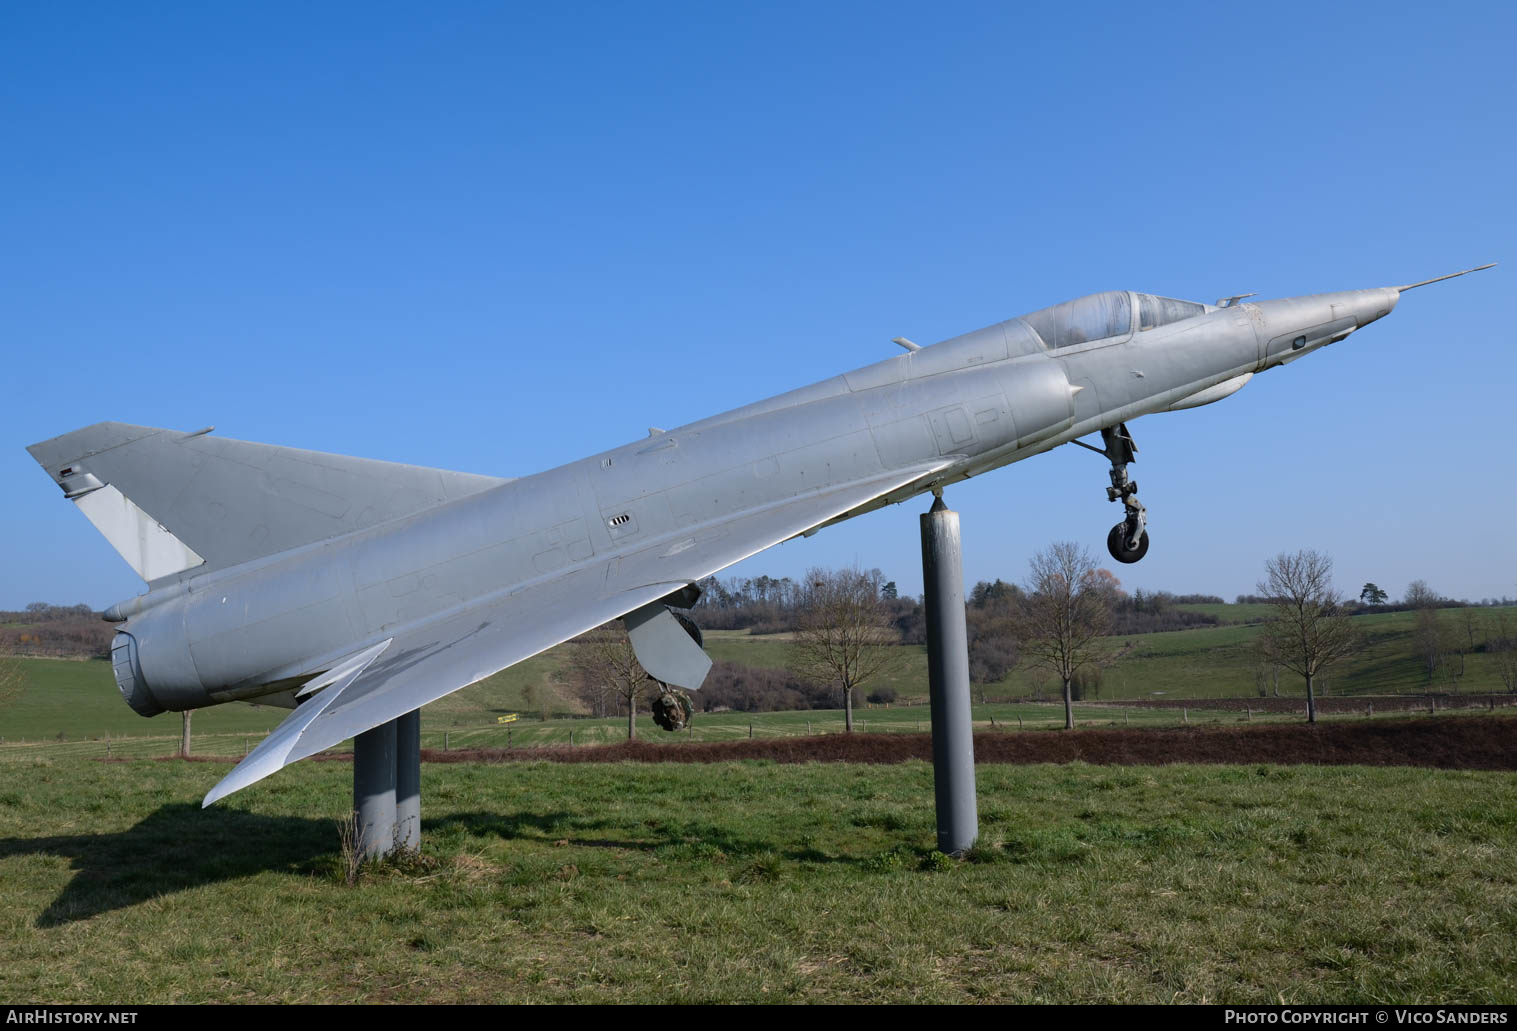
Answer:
top-left (496, 713), bottom-right (519, 724)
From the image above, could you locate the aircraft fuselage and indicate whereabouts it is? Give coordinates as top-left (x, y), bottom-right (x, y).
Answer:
top-left (108, 283), bottom-right (1402, 715)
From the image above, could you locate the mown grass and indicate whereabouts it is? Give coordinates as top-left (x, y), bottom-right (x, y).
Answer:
top-left (3, 603), bottom-right (1511, 758)
top-left (0, 701), bottom-right (1317, 761)
top-left (0, 658), bottom-right (286, 743)
top-left (0, 651), bottom-right (570, 745)
top-left (419, 702), bottom-right (1475, 753)
top-left (0, 655), bottom-right (1246, 760)
top-left (0, 757), bottom-right (1512, 1003)
top-left (999, 605), bottom-right (1517, 700)
top-left (706, 607), bottom-right (1517, 701)
top-left (5, 651), bottom-right (1511, 764)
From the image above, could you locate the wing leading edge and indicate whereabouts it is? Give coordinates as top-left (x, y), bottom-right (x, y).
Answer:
top-left (204, 460), bottom-right (950, 805)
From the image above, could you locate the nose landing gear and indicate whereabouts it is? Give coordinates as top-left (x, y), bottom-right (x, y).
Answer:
top-left (650, 686), bottom-right (694, 731)
top-left (1073, 423), bottom-right (1150, 563)
top-left (1101, 423), bottom-right (1148, 563)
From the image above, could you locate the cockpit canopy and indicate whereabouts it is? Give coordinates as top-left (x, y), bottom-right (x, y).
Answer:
top-left (1016, 290), bottom-right (1207, 349)
top-left (1019, 291), bottom-right (1130, 350)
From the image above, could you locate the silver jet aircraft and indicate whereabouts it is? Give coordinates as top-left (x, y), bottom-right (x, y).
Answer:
top-left (27, 265), bottom-right (1492, 803)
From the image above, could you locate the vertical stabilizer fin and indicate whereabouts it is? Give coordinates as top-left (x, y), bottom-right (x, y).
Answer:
top-left (27, 422), bottom-right (512, 582)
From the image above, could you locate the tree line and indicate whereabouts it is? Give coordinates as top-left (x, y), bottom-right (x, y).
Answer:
top-left (567, 546), bottom-right (1517, 738)
top-left (8, 562), bottom-right (1515, 730)
top-left (0, 603), bottom-right (113, 659)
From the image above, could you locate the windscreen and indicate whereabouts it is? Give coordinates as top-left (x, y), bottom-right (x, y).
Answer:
top-left (1138, 294), bottom-right (1206, 330)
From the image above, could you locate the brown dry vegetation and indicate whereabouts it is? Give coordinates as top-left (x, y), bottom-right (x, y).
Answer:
top-left (417, 714), bottom-right (1517, 771)
top-left (0, 604), bottom-right (112, 658)
top-left (1105, 694), bottom-right (1517, 714)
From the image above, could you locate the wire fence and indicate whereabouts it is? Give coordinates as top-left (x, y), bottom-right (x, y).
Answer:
top-left (4, 697), bottom-right (1510, 762)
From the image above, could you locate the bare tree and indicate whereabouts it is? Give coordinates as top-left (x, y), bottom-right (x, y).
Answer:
top-left (569, 624), bottom-right (650, 739)
top-left (1012, 542), bottom-right (1118, 730)
top-left (1450, 603), bottom-right (1486, 685)
top-left (791, 566), bottom-right (901, 732)
top-left (1247, 647), bottom-right (1283, 697)
top-left (1257, 550), bottom-right (1359, 723)
top-left (521, 679), bottom-right (560, 723)
top-left (573, 662), bottom-right (613, 719)
top-left (1492, 612), bottom-right (1517, 694)
top-left (1404, 579), bottom-right (1440, 609)
top-left (1458, 607), bottom-right (1482, 654)
top-left (966, 589), bottom-right (1020, 690)
top-left (1411, 593), bottom-right (1449, 686)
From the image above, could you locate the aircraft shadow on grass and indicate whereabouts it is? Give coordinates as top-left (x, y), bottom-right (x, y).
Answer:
top-left (0, 803), bottom-right (339, 927)
top-left (4, 802), bottom-right (870, 926)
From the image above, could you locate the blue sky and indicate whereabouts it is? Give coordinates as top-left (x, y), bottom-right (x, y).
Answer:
top-left (3, 2), bottom-right (1512, 610)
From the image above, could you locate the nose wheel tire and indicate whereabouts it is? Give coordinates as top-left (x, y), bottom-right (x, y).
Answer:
top-left (1107, 523), bottom-right (1149, 564)
top-left (651, 687), bottom-right (694, 732)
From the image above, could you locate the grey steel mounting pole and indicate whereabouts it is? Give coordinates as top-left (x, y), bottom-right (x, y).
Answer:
top-left (396, 709), bottom-right (421, 851)
top-left (920, 495), bottom-right (979, 855)
top-left (354, 720), bottom-right (397, 860)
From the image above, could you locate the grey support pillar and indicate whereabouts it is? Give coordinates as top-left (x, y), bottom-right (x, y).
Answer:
top-left (354, 720), bottom-right (397, 860)
top-left (396, 709), bottom-right (421, 851)
top-left (920, 496), bottom-right (979, 855)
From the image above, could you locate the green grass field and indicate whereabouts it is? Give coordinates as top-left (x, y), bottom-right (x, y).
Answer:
top-left (8, 653), bottom-right (1497, 764)
top-left (1009, 607), bottom-right (1516, 699)
top-left (1, 658), bottom-right (287, 743)
top-left (1, 756), bottom-right (1513, 1003)
top-left (708, 607), bottom-right (1517, 701)
top-left (3, 619), bottom-right (1513, 1003)
top-left (1, 603), bottom-right (1510, 761)
top-left (413, 701), bottom-right (1312, 752)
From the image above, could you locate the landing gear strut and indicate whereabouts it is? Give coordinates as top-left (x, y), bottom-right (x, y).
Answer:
top-left (651, 610), bottom-right (700, 731)
top-left (1099, 423), bottom-right (1148, 563)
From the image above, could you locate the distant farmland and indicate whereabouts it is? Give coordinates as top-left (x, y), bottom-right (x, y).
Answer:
top-left (1, 604), bottom-right (1513, 759)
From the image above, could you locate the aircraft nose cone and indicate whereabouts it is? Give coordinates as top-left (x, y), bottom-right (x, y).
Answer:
top-left (1354, 287), bottom-right (1399, 328)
